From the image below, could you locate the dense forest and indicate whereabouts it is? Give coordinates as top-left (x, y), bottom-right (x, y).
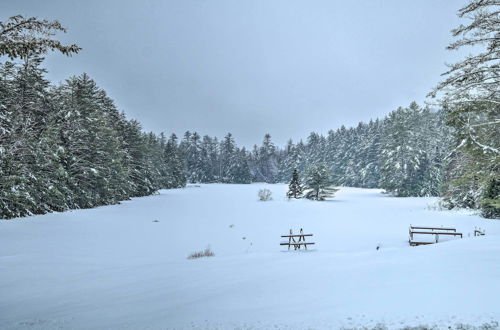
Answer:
top-left (178, 103), bottom-right (451, 198)
top-left (0, 0), bottom-right (498, 219)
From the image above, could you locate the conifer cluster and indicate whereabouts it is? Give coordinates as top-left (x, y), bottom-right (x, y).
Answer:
top-left (0, 62), bottom-right (186, 219)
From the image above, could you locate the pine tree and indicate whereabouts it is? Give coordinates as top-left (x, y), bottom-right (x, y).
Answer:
top-left (54, 73), bottom-right (131, 206)
top-left (164, 134), bottom-right (186, 188)
top-left (287, 169), bottom-right (303, 199)
top-left (277, 140), bottom-right (303, 183)
top-left (227, 147), bottom-right (252, 184)
top-left (219, 133), bottom-right (236, 183)
top-left (0, 55), bottom-right (68, 217)
top-left (430, 0), bottom-right (500, 216)
top-left (379, 103), bottom-right (440, 197)
top-left (0, 16), bottom-right (191, 219)
top-left (256, 134), bottom-right (278, 183)
top-left (199, 135), bottom-right (218, 183)
top-left (0, 15), bottom-right (80, 60)
top-left (303, 163), bottom-right (338, 201)
top-left (480, 178), bottom-right (500, 219)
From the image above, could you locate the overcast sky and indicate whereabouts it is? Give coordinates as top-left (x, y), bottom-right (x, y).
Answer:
top-left (2, 0), bottom-right (466, 147)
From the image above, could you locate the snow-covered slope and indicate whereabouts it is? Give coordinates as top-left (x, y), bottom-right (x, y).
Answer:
top-left (1, 184), bottom-right (499, 329)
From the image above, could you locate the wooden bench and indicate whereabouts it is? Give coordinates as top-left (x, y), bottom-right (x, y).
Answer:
top-left (409, 225), bottom-right (462, 246)
top-left (410, 225), bottom-right (456, 232)
top-left (280, 229), bottom-right (314, 250)
top-left (474, 227), bottom-right (485, 236)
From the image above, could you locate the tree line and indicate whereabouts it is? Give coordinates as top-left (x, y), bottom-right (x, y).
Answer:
top-left (178, 102), bottom-right (450, 200)
top-left (0, 61), bottom-right (186, 218)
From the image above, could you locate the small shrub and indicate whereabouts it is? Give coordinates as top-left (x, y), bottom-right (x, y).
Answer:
top-left (188, 247), bottom-right (215, 259)
top-left (258, 188), bottom-right (273, 201)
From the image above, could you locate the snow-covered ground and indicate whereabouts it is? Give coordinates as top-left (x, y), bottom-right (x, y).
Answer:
top-left (1, 184), bottom-right (499, 330)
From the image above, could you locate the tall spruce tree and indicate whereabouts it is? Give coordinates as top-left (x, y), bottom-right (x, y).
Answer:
top-left (255, 134), bottom-right (278, 183)
top-left (287, 169), bottom-right (303, 199)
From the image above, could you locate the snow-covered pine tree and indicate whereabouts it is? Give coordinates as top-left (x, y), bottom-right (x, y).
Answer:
top-left (481, 178), bottom-right (500, 219)
top-left (0, 15), bottom-right (80, 60)
top-left (199, 135), bottom-right (218, 183)
top-left (277, 140), bottom-right (304, 183)
top-left (56, 74), bottom-right (131, 206)
top-left (185, 132), bottom-right (204, 183)
top-left (0, 15), bottom-right (80, 218)
top-left (227, 147), bottom-right (252, 183)
top-left (286, 169), bottom-right (303, 199)
top-left (305, 132), bottom-right (326, 170)
top-left (379, 103), bottom-right (436, 197)
top-left (430, 0), bottom-right (500, 217)
top-left (0, 15), bottom-right (192, 219)
top-left (219, 133), bottom-right (236, 183)
top-left (329, 126), bottom-right (349, 185)
top-left (156, 132), bottom-right (170, 188)
top-left (303, 163), bottom-right (338, 201)
top-left (163, 134), bottom-right (186, 188)
top-left (360, 119), bottom-right (382, 188)
top-left (256, 134), bottom-right (278, 183)
top-left (0, 56), bottom-right (60, 217)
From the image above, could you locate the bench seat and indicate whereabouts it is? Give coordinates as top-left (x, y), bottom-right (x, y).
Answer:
top-left (280, 242), bottom-right (315, 246)
top-left (410, 231), bottom-right (462, 237)
top-left (410, 226), bottom-right (456, 232)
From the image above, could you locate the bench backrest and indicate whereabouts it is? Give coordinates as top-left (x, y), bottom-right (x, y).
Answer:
top-left (410, 225), bottom-right (456, 232)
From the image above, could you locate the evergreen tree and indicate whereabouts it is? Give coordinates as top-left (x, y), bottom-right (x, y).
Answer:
top-left (0, 56), bottom-right (61, 216)
top-left (481, 178), bottom-right (500, 219)
top-left (277, 140), bottom-right (303, 183)
top-left (54, 73), bottom-right (131, 206)
top-left (287, 169), bottom-right (303, 199)
top-left (227, 147), bottom-right (252, 184)
top-left (219, 133), bottom-right (236, 183)
top-left (0, 16), bottom-right (190, 219)
top-left (255, 134), bottom-right (278, 183)
top-left (303, 163), bottom-right (338, 201)
top-left (0, 15), bottom-right (80, 60)
top-left (430, 0), bottom-right (500, 217)
top-left (379, 103), bottom-right (446, 197)
top-left (199, 135), bottom-right (218, 183)
top-left (164, 134), bottom-right (186, 188)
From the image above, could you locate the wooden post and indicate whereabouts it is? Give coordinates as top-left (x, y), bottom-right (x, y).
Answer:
top-left (300, 228), bottom-right (306, 250)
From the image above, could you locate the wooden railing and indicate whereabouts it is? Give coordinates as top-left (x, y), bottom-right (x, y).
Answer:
top-left (280, 228), bottom-right (314, 250)
top-left (409, 225), bottom-right (462, 246)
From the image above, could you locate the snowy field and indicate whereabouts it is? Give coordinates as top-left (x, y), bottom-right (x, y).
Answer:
top-left (1, 184), bottom-right (499, 330)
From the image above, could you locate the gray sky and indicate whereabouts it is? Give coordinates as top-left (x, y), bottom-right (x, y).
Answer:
top-left (2, 0), bottom-right (466, 147)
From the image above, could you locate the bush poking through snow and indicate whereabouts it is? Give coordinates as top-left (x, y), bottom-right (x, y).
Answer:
top-left (258, 189), bottom-right (273, 201)
top-left (187, 247), bottom-right (215, 259)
